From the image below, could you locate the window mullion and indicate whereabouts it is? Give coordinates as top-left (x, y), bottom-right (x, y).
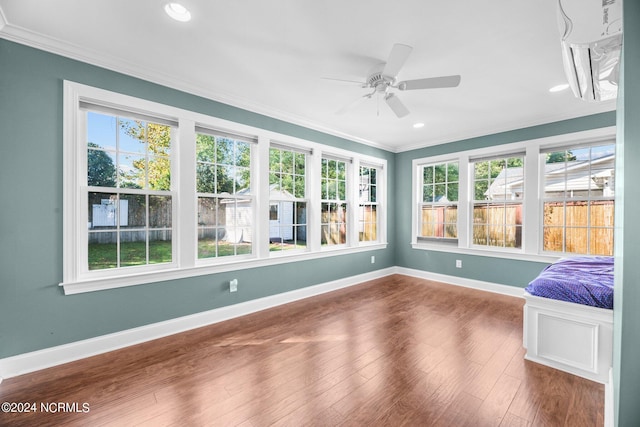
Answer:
top-left (178, 118), bottom-right (196, 268)
top-left (256, 136), bottom-right (271, 258)
top-left (307, 152), bottom-right (322, 252)
top-left (458, 154), bottom-right (469, 248)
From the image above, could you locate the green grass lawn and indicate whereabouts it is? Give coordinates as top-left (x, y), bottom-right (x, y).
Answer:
top-left (89, 239), bottom-right (307, 270)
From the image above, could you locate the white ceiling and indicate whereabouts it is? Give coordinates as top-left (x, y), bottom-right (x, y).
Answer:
top-left (0, 0), bottom-right (616, 152)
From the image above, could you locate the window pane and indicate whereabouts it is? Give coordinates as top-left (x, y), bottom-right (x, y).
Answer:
top-left (147, 155), bottom-right (171, 191)
top-left (216, 138), bottom-right (235, 165)
top-left (88, 231), bottom-right (117, 270)
top-left (434, 164), bottom-right (446, 183)
top-left (447, 183), bottom-right (459, 202)
top-left (149, 195), bottom-right (172, 228)
top-left (447, 163), bottom-right (459, 182)
top-left (475, 180), bottom-right (489, 200)
top-left (543, 226), bottom-right (564, 252)
top-left (118, 118), bottom-right (146, 154)
top-left (475, 161), bottom-right (488, 179)
top-left (270, 202), bottom-right (308, 251)
top-left (120, 230), bottom-right (147, 267)
top-left (196, 163), bottom-right (216, 193)
top-left (118, 153), bottom-right (145, 189)
top-left (120, 194), bottom-right (146, 228)
top-left (359, 205), bottom-right (377, 242)
top-left (590, 200), bottom-right (614, 227)
top-left (473, 225), bottom-right (488, 245)
top-left (294, 176), bottom-right (305, 198)
top-left (88, 192), bottom-right (118, 230)
top-left (149, 232), bottom-right (172, 264)
top-left (236, 142), bottom-right (250, 168)
top-left (321, 202), bottom-right (347, 246)
top-left (591, 228), bottom-right (614, 256)
top-left (566, 201), bottom-right (588, 227)
top-left (87, 147), bottom-right (117, 187)
top-left (423, 185), bottom-right (434, 203)
top-left (196, 134), bottom-right (216, 162)
top-left (87, 112), bottom-right (116, 151)
top-left (566, 227), bottom-right (589, 254)
top-left (423, 166), bottom-right (434, 184)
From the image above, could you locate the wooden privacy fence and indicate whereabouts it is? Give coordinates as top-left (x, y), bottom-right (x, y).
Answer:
top-left (543, 200), bottom-right (614, 255)
top-left (421, 201), bottom-right (613, 254)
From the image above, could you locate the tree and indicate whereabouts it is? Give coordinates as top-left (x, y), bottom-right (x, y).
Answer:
top-left (87, 142), bottom-right (116, 187)
top-left (546, 150), bottom-right (577, 164)
top-left (196, 134), bottom-right (250, 194)
top-left (122, 121), bottom-right (172, 190)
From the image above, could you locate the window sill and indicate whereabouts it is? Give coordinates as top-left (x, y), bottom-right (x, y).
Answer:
top-left (410, 242), bottom-right (560, 264)
top-left (60, 243), bottom-right (388, 295)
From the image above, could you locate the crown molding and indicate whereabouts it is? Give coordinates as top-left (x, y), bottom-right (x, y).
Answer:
top-left (0, 5), bottom-right (6, 31)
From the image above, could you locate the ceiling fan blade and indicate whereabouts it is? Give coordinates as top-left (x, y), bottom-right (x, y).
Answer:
top-left (385, 93), bottom-right (410, 118)
top-left (336, 94), bottom-right (370, 115)
top-left (383, 44), bottom-right (413, 78)
top-left (397, 75), bottom-right (461, 91)
top-left (322, 77), bottom-right (366, 86)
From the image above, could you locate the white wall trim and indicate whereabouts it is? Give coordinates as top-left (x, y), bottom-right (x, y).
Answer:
top-left (0, 267), bottom-right (395, 380)
top-left (605, 367), bottom-right (614, 427)
top-left (394, 266), bottom-right (526, 298)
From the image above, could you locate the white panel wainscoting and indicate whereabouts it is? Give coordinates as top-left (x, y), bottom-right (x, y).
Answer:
top-left (523, 291), bottom-right (613, 384)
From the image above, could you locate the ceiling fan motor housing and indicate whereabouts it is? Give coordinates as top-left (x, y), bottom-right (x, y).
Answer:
top-left (366, 63), bottom-right (396, 92)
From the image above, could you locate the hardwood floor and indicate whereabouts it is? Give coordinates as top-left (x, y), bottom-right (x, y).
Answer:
top-left (0, 275), bottom-right (604, 426)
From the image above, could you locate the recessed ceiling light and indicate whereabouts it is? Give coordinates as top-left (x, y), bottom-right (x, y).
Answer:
top-left (165, 3), bottom-right (191, 22)
top-left (413, 122), bottom-right (425, 129)
top-left (549, 83), bottom-right (570, 93)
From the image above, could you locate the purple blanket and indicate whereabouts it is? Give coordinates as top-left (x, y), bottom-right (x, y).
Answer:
top-left (525, 256), bottom-right (614, 309)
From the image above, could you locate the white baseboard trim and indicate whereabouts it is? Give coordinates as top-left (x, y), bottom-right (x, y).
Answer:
top-left (394, 266), bottom-right (525, 298)
top-left (605, 367), bottom-right (614, 427)
top-left (0, 267), bottom-right (395, 380)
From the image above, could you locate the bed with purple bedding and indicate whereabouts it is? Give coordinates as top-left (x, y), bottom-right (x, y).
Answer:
top-left (524, 256), bottom-right (614, 309)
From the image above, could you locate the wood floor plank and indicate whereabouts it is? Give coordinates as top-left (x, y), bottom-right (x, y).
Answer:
top-left (0, 275), bottom-right (604, 427)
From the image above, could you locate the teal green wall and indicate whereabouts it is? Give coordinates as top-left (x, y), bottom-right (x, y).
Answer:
top-left (614, 1), bottom-right (640, 425)
top-left (395, 113), bottom-right (616, 287)
top-left (0, 39), bottom-right (395, 358)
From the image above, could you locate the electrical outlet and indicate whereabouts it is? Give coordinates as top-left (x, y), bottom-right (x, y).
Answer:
top-left (371, 255), bottom-right (375, 264)
top-left (456, 260), bottom-right (462, 268)
top-left (230, 279), bottom-right (238, 292)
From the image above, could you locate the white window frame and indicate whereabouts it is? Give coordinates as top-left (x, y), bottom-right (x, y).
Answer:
top-left (61, 81), bottom-right (387, 294)
top-left (539, 143), bottom-right (616, 256)
top-left (416, 160), bottom-right (460, 244)
top-left (267, 142), bottom-right (311, 255)
top-left (358, 163), bottom-right (384, 244)
top-left (411, 126), bottom-right (616, 263)
top-left (469, 154), bottom-right (525, 251)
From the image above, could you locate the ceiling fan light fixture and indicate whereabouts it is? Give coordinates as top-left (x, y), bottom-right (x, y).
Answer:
top-left (165, 3), bottom-right (191, 22)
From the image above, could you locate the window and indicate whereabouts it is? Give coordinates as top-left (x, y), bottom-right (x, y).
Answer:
top-left (471, 155), bottom-right (524, 249)
top-left (321, 157), bottom-right (348, 246)
top-left (196, 129), bottom-right (253, 259)
top-left (269, 145), bottom-right (308, 252)
top-left (411, 127), bottom-right (616, 261)
top-left (542, 143), bottom-right (615, 255)
top-left (418, 161), bottom-right (459, 241)
top-left (359, 165), bottom-right (380, 242)
top-left (85, 109), bottom-right (175, 272)
top-left (62, 82), bottom-right (387, 293)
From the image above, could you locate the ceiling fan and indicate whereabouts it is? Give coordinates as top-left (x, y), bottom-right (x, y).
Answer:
top-left (332, 44), bottom-right (461, 118)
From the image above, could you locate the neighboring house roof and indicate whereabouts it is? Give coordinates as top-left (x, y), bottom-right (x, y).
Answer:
top-left (486, 154), bottom-right (615, 199)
